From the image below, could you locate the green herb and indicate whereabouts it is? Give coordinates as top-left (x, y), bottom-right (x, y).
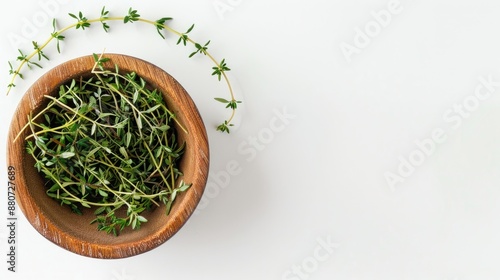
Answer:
top-left (51, 19), bottom-right (66, 53)
top-left (99, 7), bottom-right (110, 32)
top-left (123, 8), bottom-right (140, 24)
top-left (6, 7), bottom-right (240, 133)
top-left (176, 24), bottom-right (194, 46)
top-left (23, 54), bottom-right (190, 236)
top-left (68, 11), bottom-right (91, 30)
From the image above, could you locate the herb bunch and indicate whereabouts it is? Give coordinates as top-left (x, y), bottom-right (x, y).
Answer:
top-left (7, 7), bottom-right (241, 133)
top-left (23, 54), bottom-right (190, 236)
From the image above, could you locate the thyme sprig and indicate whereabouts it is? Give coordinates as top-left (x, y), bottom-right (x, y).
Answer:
top-left (7, 7), bottom-right (240, 133)
top-left (23, 54), bottom-right (190, 236)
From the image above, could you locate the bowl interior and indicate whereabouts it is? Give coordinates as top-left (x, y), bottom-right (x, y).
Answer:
top-left (7, 54), bottom-right (209, 258)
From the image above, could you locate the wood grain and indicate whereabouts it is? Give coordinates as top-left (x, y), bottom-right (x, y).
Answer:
top-left (6, 54), bottom-right (209, 258)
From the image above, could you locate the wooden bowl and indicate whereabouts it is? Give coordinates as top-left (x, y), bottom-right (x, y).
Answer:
top-left (6, 54), bottom-right (209, 258)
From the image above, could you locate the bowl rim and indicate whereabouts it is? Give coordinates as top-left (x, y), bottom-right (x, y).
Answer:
top-left (6, 53), bottom-right (209, 258)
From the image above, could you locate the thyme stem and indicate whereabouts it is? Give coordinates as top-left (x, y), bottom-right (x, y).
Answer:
top-left (7, 8), bottom-right (241, 132)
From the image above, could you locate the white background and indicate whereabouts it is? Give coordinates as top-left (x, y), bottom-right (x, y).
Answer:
top-left (1, 0), bottom-right (500, 279)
